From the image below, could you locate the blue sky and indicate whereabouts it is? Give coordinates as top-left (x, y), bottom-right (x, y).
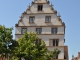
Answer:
top-left (0, 0), bottom-right (80, 60)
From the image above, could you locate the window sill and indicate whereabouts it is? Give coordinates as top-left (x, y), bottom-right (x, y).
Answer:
top-left (29, 22), bottom-right (35, 24)
top-left (15, 34), bottom-right (64, 35)
top-left (52, 34), bottom-right (56, 35)
top-left (45, 22), bottom-right (51, 23)
top-left (37, 10), bottom-right (44, 12)
top-left (36, 33), bottom-right (42, 35)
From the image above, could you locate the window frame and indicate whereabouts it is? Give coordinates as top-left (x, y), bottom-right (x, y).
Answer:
top-left (29, 16), bottom-right (35, 23)
top-left (64, 55), bottom-right (66, 59)
top-left (49, 39), bottom-right (59, 46)
top-left (51, 28), bottom-right (57, 34)
top-left (37, 5), bottom-right (43, 11)
top-left (21, 28), bottom-right (27, 34)
top-left (36, 28), bottom-right (42, 34)
top-left (53, 39), bottom-right (59, 46)
top-left (45, 16), bottom-right (51, 23)
top-left (55, 54), bottom-right (58, 59)
top-left (35, 38), bottom-right (42, 45)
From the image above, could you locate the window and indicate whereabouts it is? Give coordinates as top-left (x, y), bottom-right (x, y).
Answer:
top-left (36, 28), bottom-right (42, 34)
top-left (38, 5), bottom-right (43, 11)
top-left (35, 38), bottom-right (41, 45)
top-left (21, 28), bottom-right (27, 34)
top-left (49, 39), bottom-right (59, 46)
top-left (52, 28), bottom-right (57, 34)
top-left (56, 55), bottom-right (58, 59)
top-left (53, 39), bottom-right (59, 46)
top-left (55, 55), bottom-right (58, 59)
top-left (29, 16), bottom-right (35, 23)
top-left (64, 39), bottom-right (65, 43)
top-left (64, 55), bottom-right (66, 59)
top-left (45, 16), bottom-right (51, 23)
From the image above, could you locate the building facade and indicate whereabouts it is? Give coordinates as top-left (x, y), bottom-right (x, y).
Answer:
top-left (72, 52), bottom-right (80, 60)
top-left (15, 0), bottom-right (69, 60)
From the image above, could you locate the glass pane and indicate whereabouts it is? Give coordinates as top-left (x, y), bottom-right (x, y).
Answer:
top-left (38, 5), bottom-right (42, 11)
top-left (40, 28), bottom-right (42, 34)
top-left (46, 17), bottom-right (48, 22)
top-left (41, 5), bottom-right (42, 11)
top-left (56, 39), bottom-right (58, 46)
top-left (22, 29), bottom-right (27, 34)
top-left (21, 29), bottom-right (23, 34)
top-left (56, 55), bottom-right (58, 59)
top-left (30, 17), bottom-right (34, 23)
top-left (49, 17), bottom-right (51, 22)
top-left (52, 28), bottom-right (55, 34)
top-left (36, 28), bottom-right (42, 34)
top-left (64, 55), bottom-right (66, 59)
top-left (53, 40), bottom-right (55, 46)
top-left (55, 28), bottom-right (57, 34)
top-left (52, 28), bottom-right (57, 34)
top-left (46, 17), bottom-right (51, 22)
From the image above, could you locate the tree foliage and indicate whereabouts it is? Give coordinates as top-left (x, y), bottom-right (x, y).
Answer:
top-left (13, 31), bottom-right (60, 60)
top-left (0, 25), bottom-right (13, 54)
top-left (0, 25), bottom-right (60, 60)
top-left (0, 25), bottom-right (17, 60)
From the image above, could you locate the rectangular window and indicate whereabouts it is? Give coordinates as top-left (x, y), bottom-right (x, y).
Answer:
top-left (29, 16), bottom-right (35, 23)
top-left (36, 28), bottom-right (42, 34)
top-left (52, 28), bottom-right (57, 34)
top-left (64, 55), bottom-right (66, 59)
top-left (45, 16), bottom-right (51, 23)
top-left (49, 39), bottom-right (59, 46)
top-left (55, 55), bottom-right (58, 59)
top-left (53, 39), bottom-right (59, 46)
top-left (38, 5), bottom-right (43, 11)
top-left (21, 28), bottom-right (27, 34)
top-left (53, 40), bottom-right (55, 46)
top-left (35, 38), bottom-right (41, 45)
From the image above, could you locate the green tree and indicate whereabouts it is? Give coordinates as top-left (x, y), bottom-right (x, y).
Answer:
top-left (0, 25), bottom-right (14, 59)
top-left (14, 31), bottom-right (60, 60)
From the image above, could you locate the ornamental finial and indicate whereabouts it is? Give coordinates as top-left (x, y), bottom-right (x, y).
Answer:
top-left (72, 55), bottom-right (74, 58)
top-left (57, 12), bottom-right (61, 17)
top-left (27, 3), bottom-right (30, 8)
top-left (51, 2), bottom-right (53, 6)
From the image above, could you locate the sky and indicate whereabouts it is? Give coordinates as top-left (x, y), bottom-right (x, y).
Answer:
top-left (0, 0), bottom-right (80, 60)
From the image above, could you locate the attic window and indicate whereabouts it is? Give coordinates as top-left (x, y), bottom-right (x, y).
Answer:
top-left (38, 5), bottom-right (43, 11)
top-left (29, 16), bottom-right (35, 23)
top-left (45, 16), bottom-right (51, 23)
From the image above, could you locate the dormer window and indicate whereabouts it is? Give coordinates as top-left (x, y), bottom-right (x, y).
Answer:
top-left (38, 5), bottom-right (43, 11)
top-left (29, 16), bottom-right (35, 23)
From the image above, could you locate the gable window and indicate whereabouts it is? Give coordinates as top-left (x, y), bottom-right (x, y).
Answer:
top-left (21, 28), bottom-right (27, 34)
top-left (29, 16), bottom-right (35, 23)
top-left (36, 28), bottom-right (42, 34)
top-left (52, 28), bottom-right (57, 34)
top-left (38, 5), bottom-right (43, 11)
top-left (49, 39), bottom-right (59, 46)
top-left (45, 16), bottom-right (51, 23)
